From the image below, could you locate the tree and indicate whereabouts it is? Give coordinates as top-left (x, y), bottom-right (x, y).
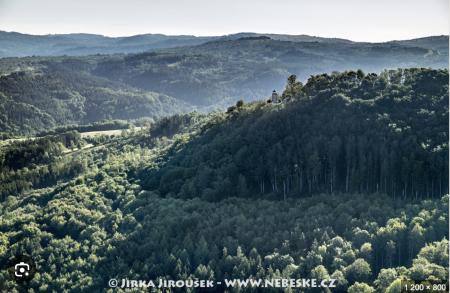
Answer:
top-left (374, 268), bottom-right (397, 292)
top-left (359, 243), bottom-right (372, 263)
top-left (330, 270), bottom-right (348, 291)
top-left (194, 264), bottom-right (214, 279)
top-left (348, 282), bottom-right (375, 293)
top-left (345, 259), bottom-right (372, 283)
top-left (385, 278), bottom-right (402, 293)
top-left (311, 265), bottom-right (330, 280)
top-left (282, 74), bottom-right (303, 100)
top-left (226, 105), bottom-right (236, 113)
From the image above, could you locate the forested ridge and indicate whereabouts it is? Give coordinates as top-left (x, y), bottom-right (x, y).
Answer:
top-left (92, 36), bottom-right (448, 105)
top-left (0, 34), bottom-right (447, 133)
top-left (0, 31), bottom-right (447, 59)
top-left (140, 68), bottom-right (449, 201)
top-left (0, 68), bottom-right (448, 292)
top-left (0, 59), bottom-right (188, 134)
top-left (0, 131), bottom-right (89, 200)
top-left (0, 30), bottom-right (216, 58)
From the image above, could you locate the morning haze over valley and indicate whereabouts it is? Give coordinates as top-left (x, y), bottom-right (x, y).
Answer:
top-left (0, 0), bottom-right (448, 292)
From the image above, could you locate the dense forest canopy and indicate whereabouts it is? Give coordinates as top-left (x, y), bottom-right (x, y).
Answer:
top-left (0, 68), bottom-right (448, 292)
top-left (0, 62), bottom-right (188, 134)
top-left (140, 68), bottom-right (449, 201)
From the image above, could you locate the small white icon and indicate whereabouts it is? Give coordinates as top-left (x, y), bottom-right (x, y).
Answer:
top-left (14, 262), bottom-right (30, 277)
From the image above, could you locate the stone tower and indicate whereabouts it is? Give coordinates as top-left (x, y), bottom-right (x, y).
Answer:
top-left (271, 90), bottom-right (279, 103)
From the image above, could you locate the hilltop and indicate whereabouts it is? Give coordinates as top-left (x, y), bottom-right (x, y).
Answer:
top-left (138, 68), bottom-right (449, 201)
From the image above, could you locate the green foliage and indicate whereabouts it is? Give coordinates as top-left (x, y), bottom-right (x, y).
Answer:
top-left (140, 68), bottom-right (449, 201)
top-left (0, 132), bottom-right (89, 199)
top-left (385, 278), bottom-right (403, 293)
top-left (408, 239), bottom-right (449, 282)
top-left (0, 67), bottom-right (187, 134)
top-left (345, 259), bottom-right (372, 283)
top-left (1, 177), bottom-right (447, 291)
top-left (0, 68), bottom-right (447, 291)
top-left (348, 282), bottom-right (375, 293)
top-left (374, 268), bottom-right (398, 291)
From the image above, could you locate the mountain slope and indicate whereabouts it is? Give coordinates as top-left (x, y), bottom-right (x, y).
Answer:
top-left (389, 35), bottom-right (449, 53)
top-left (138, 68), bottom-right (449, 200)
top-left (0, 65), bottom-right (189, 134)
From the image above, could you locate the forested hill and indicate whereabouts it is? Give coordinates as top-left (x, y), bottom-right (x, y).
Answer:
top-left (0, 31), bottom-right (216, 57)
top-left (0, 68), bottom-right (448, 292)
top-left (139, 68), bottom-right (449, 201)
top-left (0, 35), bottom-right (447, 135)
top-left (0, 30), bottom-right (448, 58)
top-left (0, 60), bottom-right (189, 134)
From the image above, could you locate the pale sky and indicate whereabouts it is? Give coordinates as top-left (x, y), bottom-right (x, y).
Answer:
top-left (0, 0), bottom-right (448, 42)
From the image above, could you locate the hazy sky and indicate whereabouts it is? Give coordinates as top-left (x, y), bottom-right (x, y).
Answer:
top-left (0, 0), bottom-right (448, 42)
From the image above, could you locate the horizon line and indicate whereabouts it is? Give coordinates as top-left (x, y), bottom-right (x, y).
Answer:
top-left (1, 29), bottom-right (448, 44)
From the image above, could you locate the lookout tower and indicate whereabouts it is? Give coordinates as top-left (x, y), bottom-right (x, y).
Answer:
top-left (271, 90), bottom-right (279, 103)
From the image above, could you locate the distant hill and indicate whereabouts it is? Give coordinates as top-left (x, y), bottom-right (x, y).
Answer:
top-left (0, 31), bottom-right (356, 57)
top-left (218, 32), bottom-right (354, 43)
top-left (0, 65), bottom-right (189, 134)
top-left (92, 35), bottom-right (448, 104)
top-left (0, 31), bottom-right (216, 57)
top-left (1, 30), bottom-right (447, 58)
top-left (388, 35), bottom-right (449, 53)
